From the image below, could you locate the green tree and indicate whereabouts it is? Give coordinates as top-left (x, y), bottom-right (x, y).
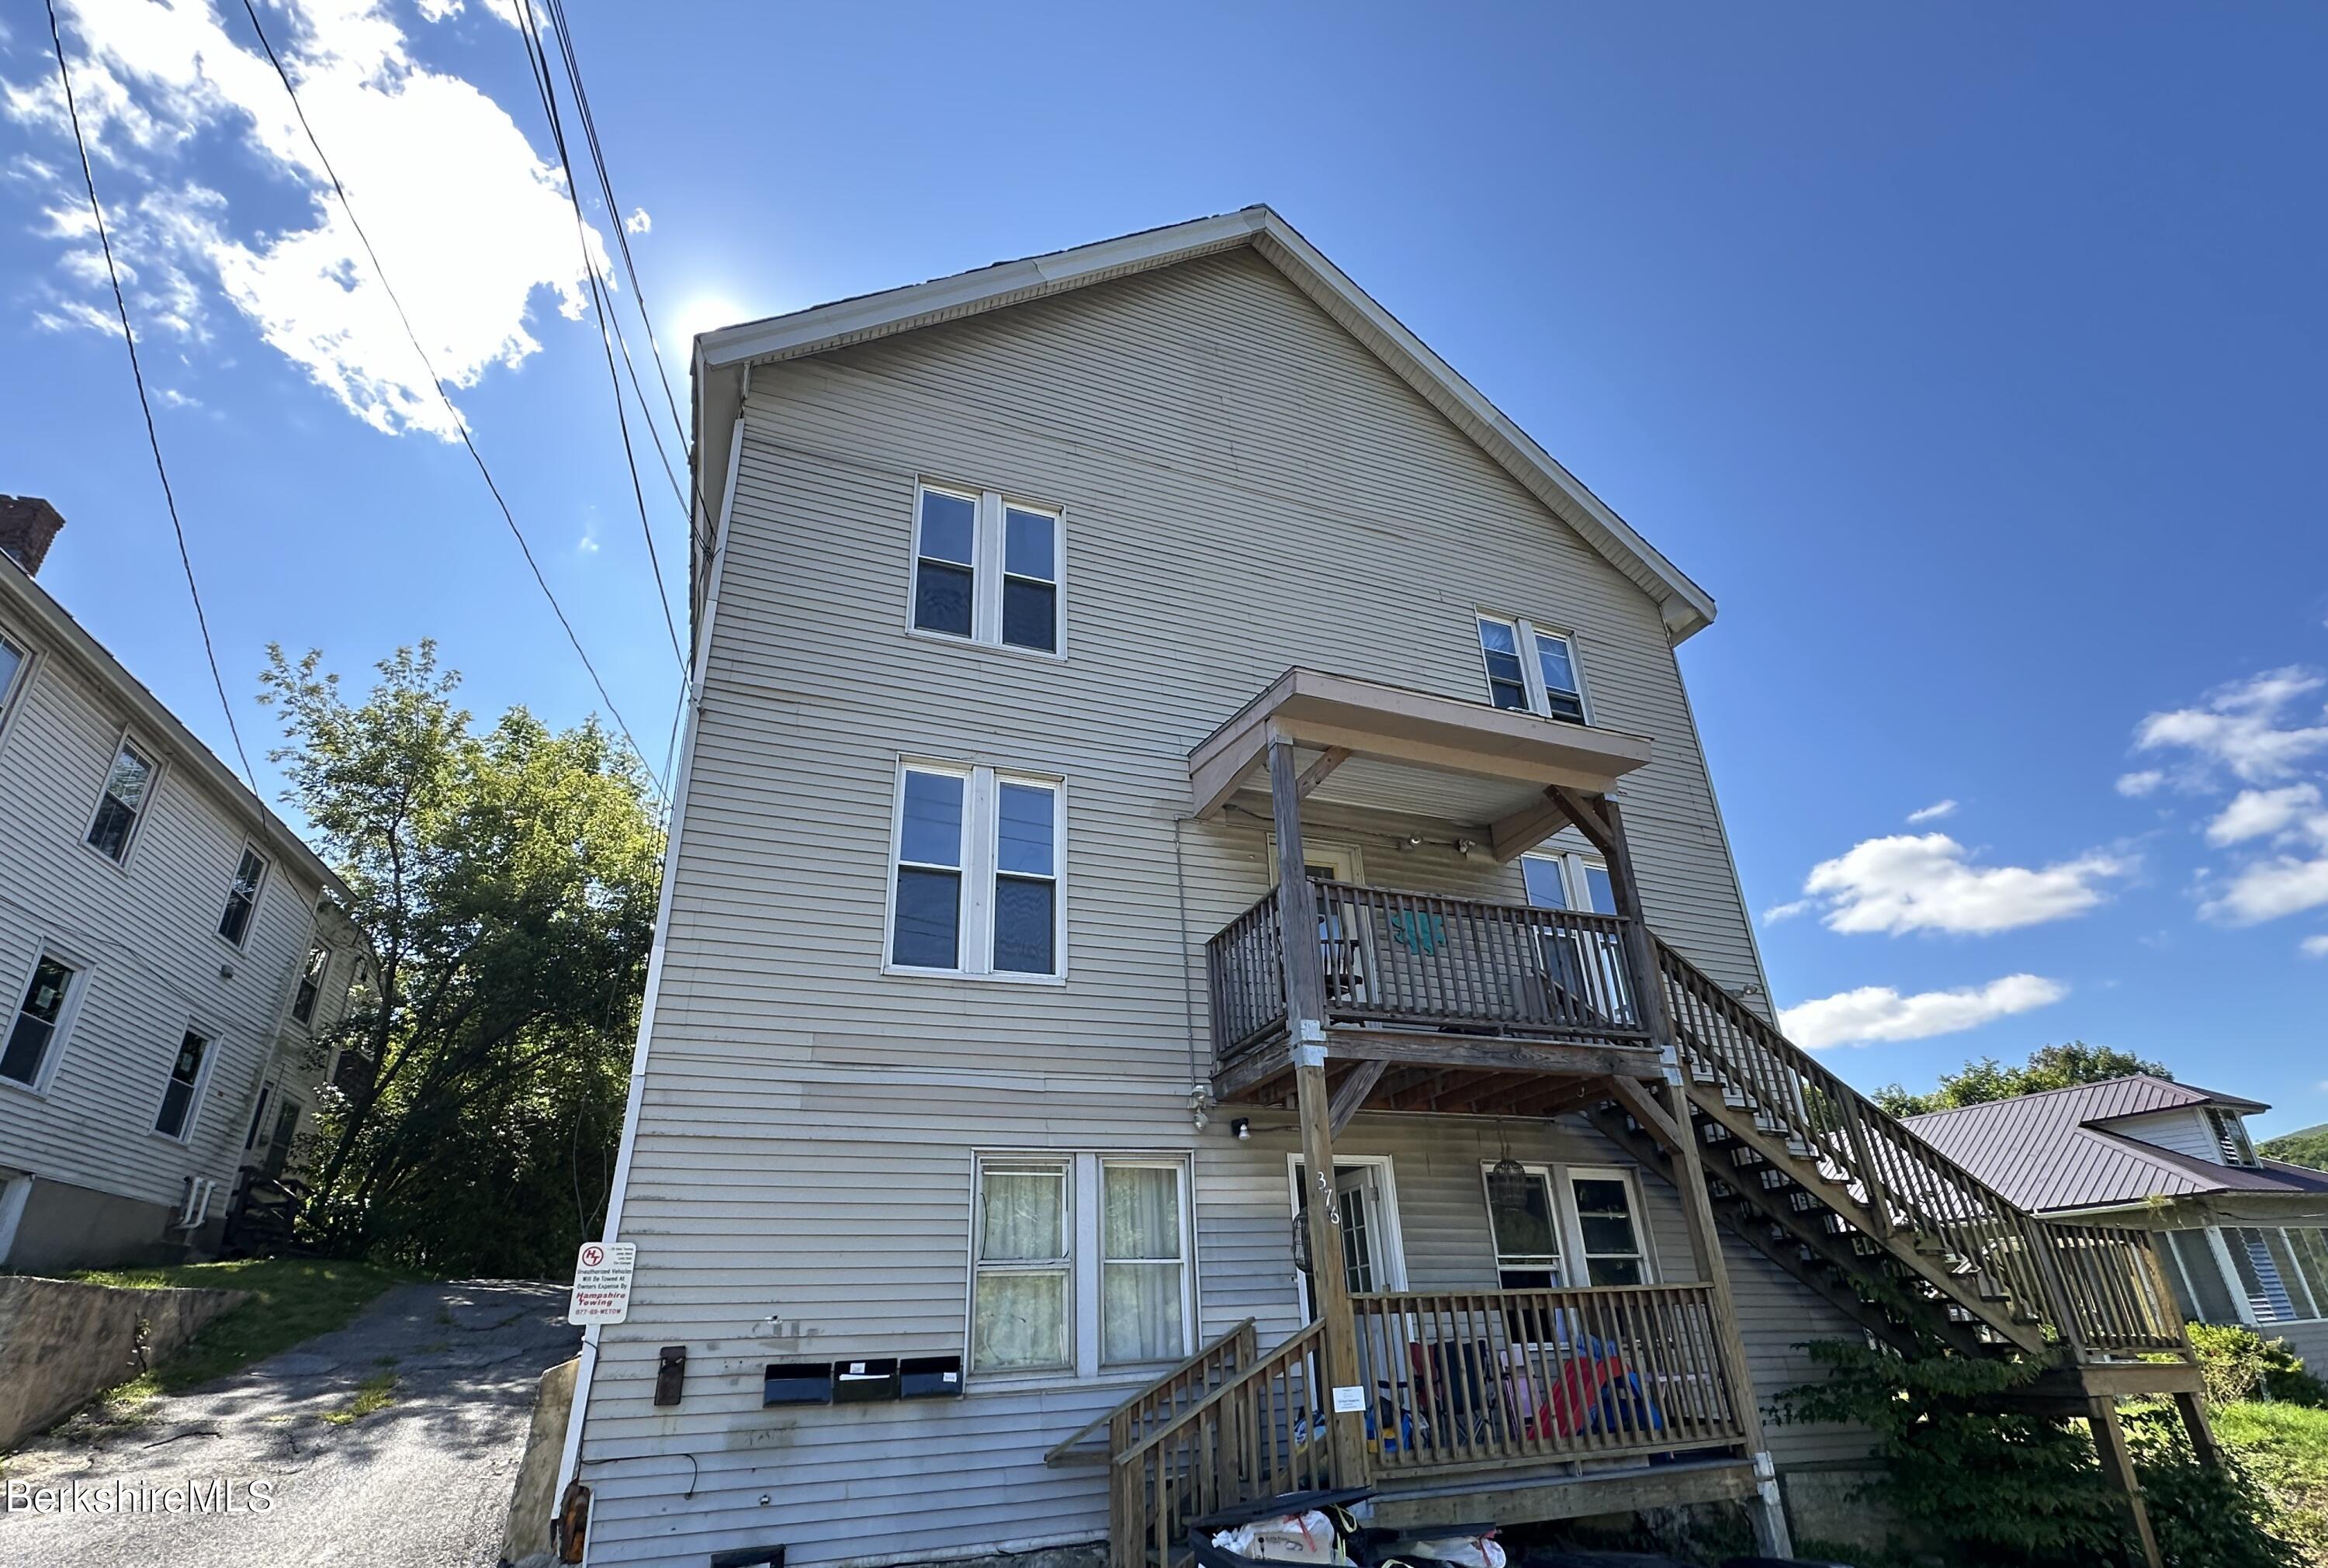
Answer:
top-left (2259, 1123), bottom-right (2328, 1172)
top-left (1874, 1041), bottom-right (2172, 1118)
top-left (261, 642), bottom-right (662, 1276)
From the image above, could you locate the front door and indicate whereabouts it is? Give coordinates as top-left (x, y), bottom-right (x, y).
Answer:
top-left (1294, 1161), bottom-right (1394, 1317)
top-left (1292, 843), bottom-right (1365, 1004)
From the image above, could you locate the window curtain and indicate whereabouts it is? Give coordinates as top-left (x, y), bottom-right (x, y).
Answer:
top-left (974, 1167), bottom-right (1068, 1370)
top-left (1102, 1165), bottom-right (1183, 1364)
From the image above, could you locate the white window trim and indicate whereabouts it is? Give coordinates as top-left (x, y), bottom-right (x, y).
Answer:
top-left (1481, 1161), bottom-right (1568, 1285)
top-left (216, 842), bottom-right (270, 951)
top-left (966, 1150), bottom-right (1196, 1390)
top-left (1475, 610), bottom-right (1592, 723)
top-left (1284, 1151), bottom-right (1412, 1307)
top-left (883, 760), bottom-right (1068, 984)
top-left (290, 936), bottom-right (332, 1029)
top-left (1521, 850), bottom-right (1613, 914)
top-left (150, 1016), bottom-right (222, 1144)
top-left (1478, 1159), bottom-right (1658, 1288)
top-left (906, 482), bottom-right (1068, 662)
top-left (0, 942), bottom-right (92, 1099)
top-left (0, 618), bottom-right (36, 752)
top-left (83, 727), bottom-right (164, 872)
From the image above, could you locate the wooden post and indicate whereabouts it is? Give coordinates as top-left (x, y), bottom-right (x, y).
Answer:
top-left (1269, 733), bottom-right (1367, 1487)
top-left (2174, 1390), bottom-right (2224, 1469)
top-left (1588, 796), bottom-right (1790, 1559)
top-left (2089, 1396), bottom-right (2165, 1568)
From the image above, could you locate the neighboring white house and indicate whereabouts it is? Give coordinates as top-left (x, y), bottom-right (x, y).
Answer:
top-left (0, 496), bottom-right (360, 1272)
top-left (556, 210), bottom-right (2205, 1568)
top-left (1907, 1075), bottom-right (2328, 1369)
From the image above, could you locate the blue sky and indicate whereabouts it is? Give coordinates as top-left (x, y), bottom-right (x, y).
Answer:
top-left (4, 3), bottom-right (2323, 1130)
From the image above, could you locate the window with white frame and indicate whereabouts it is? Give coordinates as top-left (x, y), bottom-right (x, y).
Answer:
top-left (2, 954), bottom-right (80, 1088)
top-left (971, 1153), bottom-right (1192, 1379)
top-left (2224, 1226), bottom-right (2328, 1324)
top-left (1475, 614), bottom-right (1586, 723)
top-left (889, 763), bottom-right (1064, 978)
top-left (0, 630), bottom-right (26, 719)
top-left (2207, 1109), bottom-right (2258, 1167)
top-left (291, 940), bottom-right (330, 1026)
top-left (1479, 1161), bottom-right (1651, 1289)
top-left (86, 737), bottom-right (157, 863)
top-left (1521, 852), bottom-right (1616, 915)
top-left (911, 483), bottom-right (1062, 654)
top-left (153, 1027), bottom-right (212, 1140)
top-left (217, 847), bottom-right (268, 947)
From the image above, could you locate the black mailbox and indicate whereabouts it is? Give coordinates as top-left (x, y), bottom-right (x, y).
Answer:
top-left (832, 1359), bottom-right (900, 1403)
top-left (764, 1362), bottom-right (833, 1407)
top-left (899, 1355), bottom-right (963, 1399)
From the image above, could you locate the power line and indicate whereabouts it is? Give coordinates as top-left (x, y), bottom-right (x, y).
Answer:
top-left (46, 0), bottom-right (257, 794)
top-left (234, 0), bottom-right (668, 805)
top-left (508, 0), bottom-right (687, 677)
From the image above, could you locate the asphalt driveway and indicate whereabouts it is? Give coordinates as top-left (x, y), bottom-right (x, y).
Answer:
top-left (0, 1279), bottom-right (580, 1568)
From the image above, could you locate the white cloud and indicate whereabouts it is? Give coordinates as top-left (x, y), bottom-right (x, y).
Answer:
top-left (2116, 770), bottom-right (2167, 798)
top-left (2135, 667), bottom-right (2328, 785)
top-left (1779, 974), bottom-right (2069, 1050)
top-left (624, 206), bottom-right (650, 234)
top-left (2299, 935), bottom-right (2328, 960)
top-left (5, 0), bottom-right (611, 440)
top-left (1795, 832), bottom-right (2129, 936)
top-left (2205, 784), bottom-right (2323, 846)
top-left (2203, 855), bottom-right (2328, 926)
top-left (1761, 898), bottom-right (1812, 924)
top-left (1906, 799), bottom-right (1958, 824)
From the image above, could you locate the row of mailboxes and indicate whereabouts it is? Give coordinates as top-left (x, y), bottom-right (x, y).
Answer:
top-left (764, 1355), bottom-right (963, 1406)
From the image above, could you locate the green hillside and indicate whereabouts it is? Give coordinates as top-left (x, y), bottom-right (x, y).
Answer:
top-left (2260, 1122), bottom-right (2328, 1172)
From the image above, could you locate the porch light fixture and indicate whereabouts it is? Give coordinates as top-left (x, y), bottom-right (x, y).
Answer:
top-left (1290, 1212), bottom-right (1312, 1276)
top-left (1488, 1121), bottom-right (1529, 1211)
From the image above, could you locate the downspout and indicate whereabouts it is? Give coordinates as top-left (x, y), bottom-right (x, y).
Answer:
top-left (551, 408), bottom-right (749, 1546)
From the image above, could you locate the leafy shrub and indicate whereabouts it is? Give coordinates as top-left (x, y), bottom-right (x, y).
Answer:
top-left (2191, 1323), bottom-right (2328, 1407)
top-left (1773, 1340), bottom-right (2300, 1567)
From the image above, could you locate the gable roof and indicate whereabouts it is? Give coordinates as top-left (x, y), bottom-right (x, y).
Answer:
top-left (1903, 1075), bottom-right (2327, 1213)
top-left (688, 206), bottom-right (1718, 642)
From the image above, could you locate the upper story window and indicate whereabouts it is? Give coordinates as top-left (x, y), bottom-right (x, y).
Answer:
top-left (154, 1027), bottom-right (211, 1140)
top-left (1476, 614), bottom-right (1586, 723)
top-left (217, 847), bottom-right (268, 947)
top-left (0, 630), bottom-right (26, 718)
top-left (2, 954), bottom-right (80, 1089)
top-left (2208, 1108), bottom-right (2258, 1166)
top-left (889, 763), bottom-right (1064, 980)
top-left (85, 736), bottom-right (157, 863)
top-left (911, 483), bottom-right (1062, 655)
top-left (292, 940), bottom-right (331, 1026)
top-left (1522, 851), bottom-right (1614, 914)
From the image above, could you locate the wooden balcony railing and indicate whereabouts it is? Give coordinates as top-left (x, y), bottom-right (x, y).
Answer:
top-left (2041, 1221), bottom-right (2187, 1355)
top-left (1207, 878), bottom-right (1651, 1061)
top-left (1349, 1285), bottom-right (1750, 1474)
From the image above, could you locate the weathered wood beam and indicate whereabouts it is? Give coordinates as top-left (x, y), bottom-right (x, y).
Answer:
top-left (1488, 787), bottom-right (1575, 862)
top-left (1496, 1075), bottom-right (1620, 1120)
top-left (1322, 1026), bottom-right (1664, 1080)
top-left (1212, 1042), bottom-right (1292, 1105)
top-left (1547, 785), bottom-right (1620, 862)
top-left (1294, 746), bottom-right (1353, 801)
top-left (1606, 1075), bottom-right (1685, 1151)
top-left (1327, 1058), bottom-right (1387, 1135)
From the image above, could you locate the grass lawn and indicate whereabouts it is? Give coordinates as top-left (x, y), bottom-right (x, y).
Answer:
top-left (64, 1257), bottom-right (411, 1402)
top-left (2216, 1400), bottom-right (2328, 1566)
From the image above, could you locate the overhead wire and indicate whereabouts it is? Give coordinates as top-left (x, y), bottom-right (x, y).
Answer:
top-left (234, 0), bottom-right (669, 806)
top-left (46, 0), bottom-right (258, 794)
top-left (508, 0), bottom-right (687, 678)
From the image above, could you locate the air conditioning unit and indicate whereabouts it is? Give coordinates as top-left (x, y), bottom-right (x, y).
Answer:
top-left (176, 1175), bottom-right (217, 1230)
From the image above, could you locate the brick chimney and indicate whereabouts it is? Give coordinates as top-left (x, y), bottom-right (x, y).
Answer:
top-left (0, 497), bottom-right (64, 576)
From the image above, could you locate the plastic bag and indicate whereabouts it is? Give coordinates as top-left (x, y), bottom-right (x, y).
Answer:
top-left (1401, 1535), bottom-right (1504, 1568)
top-left (1211, 1509), bottom-right (1348, 1564)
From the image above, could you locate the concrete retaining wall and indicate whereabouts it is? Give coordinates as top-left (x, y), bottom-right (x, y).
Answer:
top-left (0, 1276), bottom-right (251, 1449)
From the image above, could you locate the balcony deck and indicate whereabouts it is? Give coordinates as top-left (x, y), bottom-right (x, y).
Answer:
top-left (1207, 878), bottom-right (1669, 1112)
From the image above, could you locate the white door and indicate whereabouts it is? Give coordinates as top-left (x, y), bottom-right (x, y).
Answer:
top-left (1293, 1161), bottom-right (1399, 1317)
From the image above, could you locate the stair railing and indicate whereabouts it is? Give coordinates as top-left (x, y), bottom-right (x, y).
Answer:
top-left (1047, 1318), bottom-right (1259, 1467)
top-left (1653, 938), bottom-right (2184, 1359)
top-left (1110, 1320), bottom-right (1337, 1568)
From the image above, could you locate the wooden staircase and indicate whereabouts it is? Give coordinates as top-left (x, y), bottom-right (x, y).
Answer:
top-left (1586, 936), bottom-right (2188, 1369)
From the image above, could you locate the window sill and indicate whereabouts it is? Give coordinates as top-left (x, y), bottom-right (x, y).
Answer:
top-left (882, 964), bottom-right (1068, 988)
top-left (904, 627), bottom-right (1069, 666)
top-left (78, 839), bottom-right (140, 877)
top-left (966, 1365), bottom-right (1188, 1397)
top-left (0, 1074), bottom-right (52, 1102)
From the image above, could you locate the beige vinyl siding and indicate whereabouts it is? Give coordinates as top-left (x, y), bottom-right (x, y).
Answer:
top-left (580, 251), bottom-right (1842, 1565)
top-left (0, 636), bottom-right (321, 1213)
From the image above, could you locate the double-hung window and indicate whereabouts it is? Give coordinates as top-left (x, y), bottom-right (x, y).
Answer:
top-left (911, 484), bottom-right (1062, 654)
top-left (1480, 1162), bottom-right (1651, 1289)
top-left (1475, 614), bottom-right (1587, 723)
top-left (0, 630), bottom-right (26, 722)
top-left (970, 1153), bottom-right (1193, 1379)
top-left (86, 737), bottom-right (157, 863)
top-left (292, 941), bottom-right (331, 1026)
top-left (217, 847), bottom-right (268, 946)
top-left (154, 1028), bottom-right (211, 1140)
top-left (2, 954), bottom-right (80, 1088)
top-left (889, 763), bottom-right (1064, 978)
top-left (1521, 852), bottom-right (1615, 915)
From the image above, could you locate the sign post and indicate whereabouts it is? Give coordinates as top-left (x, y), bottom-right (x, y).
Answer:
top-left (568, 1241), bottom-right (637, 1325)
